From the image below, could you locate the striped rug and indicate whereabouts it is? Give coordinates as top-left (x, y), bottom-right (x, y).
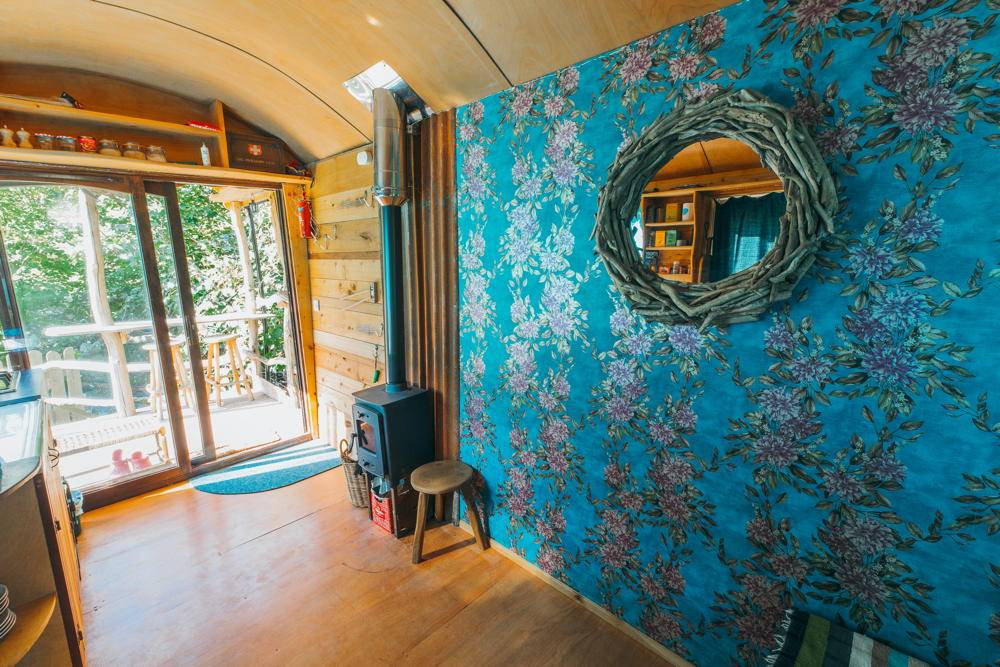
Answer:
top-left (767, 610), bottom-right (930, 667)
top-left (191, 442), bottom-right (341, 495)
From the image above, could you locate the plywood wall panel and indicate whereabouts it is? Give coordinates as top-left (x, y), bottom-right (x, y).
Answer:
top-left (406, 109), bottom-right (459, 460)
top-left (310, 278), bottom-right (380, 302)
top-left (308, 258), bottom-right (382, 282)
top-left (315, 345), bottom-right (377, 385)
top-left (314, 189), bottom-right (376, 224)
top-left (308, 220), bottom-right (381, 255)
top-left (312, 307), bottom-right (384, 344)
top-left (308, 147), bottom-right (385, 444)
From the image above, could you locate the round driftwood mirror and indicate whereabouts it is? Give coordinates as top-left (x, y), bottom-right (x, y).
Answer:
top-left (595, 89), bottom-right (837, 327)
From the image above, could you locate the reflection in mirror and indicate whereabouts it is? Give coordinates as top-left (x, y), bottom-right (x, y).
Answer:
top-left (633, 137), bottom-right (785, 284)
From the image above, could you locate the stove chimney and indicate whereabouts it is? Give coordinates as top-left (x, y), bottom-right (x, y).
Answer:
top-left (372, 88), bottom-right (408, 392)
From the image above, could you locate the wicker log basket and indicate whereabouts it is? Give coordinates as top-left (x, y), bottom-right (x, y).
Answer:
top-left (339, 436), bottom-right (369, 509)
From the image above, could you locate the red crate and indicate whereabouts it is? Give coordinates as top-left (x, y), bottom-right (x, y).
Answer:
top-left (370, 488), bottom-right (394, 534)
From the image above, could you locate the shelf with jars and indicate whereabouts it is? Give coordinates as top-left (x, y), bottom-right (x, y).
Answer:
top-left (0, 93), bottom-right (227, 170)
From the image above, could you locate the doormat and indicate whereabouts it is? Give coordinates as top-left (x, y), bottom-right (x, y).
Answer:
top-left (191, 442), bottom-right (341, 495)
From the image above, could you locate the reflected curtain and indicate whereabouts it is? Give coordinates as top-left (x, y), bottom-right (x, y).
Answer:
top-left (709, 192), bottom-right (785, 280)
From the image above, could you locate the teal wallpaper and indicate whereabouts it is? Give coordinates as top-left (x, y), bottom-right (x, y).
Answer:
top-left (455, 0), bottom-right (1000, 664)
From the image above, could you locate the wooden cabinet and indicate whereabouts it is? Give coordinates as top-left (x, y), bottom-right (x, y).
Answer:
top-left (0, 401), bottom-right (85, 665)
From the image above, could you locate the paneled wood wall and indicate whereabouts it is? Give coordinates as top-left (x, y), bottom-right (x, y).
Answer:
top-left (406, 110), bottom-right (459, 460)
top-left (309, 147), bottom-right (385, 444)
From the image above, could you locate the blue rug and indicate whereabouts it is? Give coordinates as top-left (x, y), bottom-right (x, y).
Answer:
top-left (191, 442), bottom-right (341, 495)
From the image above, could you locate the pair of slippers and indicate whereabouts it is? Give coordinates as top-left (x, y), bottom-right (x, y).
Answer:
top-left (110, 449), bottom-right (153, 476)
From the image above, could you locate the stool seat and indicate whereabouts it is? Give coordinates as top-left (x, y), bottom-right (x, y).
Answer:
top-left (410, 460), bottom-right (489, 564)
top-left (411, 460), bottom-right (473, 495)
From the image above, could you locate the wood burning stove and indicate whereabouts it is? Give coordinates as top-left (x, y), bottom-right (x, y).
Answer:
top-left (353, 386), bottom-right (433, 482)
top-left (351, 87), bottom-right (434, 538)
top-left (353, 386), bottom-right (433, 537)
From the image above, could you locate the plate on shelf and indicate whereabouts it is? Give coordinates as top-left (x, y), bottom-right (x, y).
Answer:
top-left (0, 608), bottom-right (16, 641)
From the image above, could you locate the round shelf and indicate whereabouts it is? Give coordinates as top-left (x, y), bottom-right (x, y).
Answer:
top-left (0, 593), bottom-right (57, 665)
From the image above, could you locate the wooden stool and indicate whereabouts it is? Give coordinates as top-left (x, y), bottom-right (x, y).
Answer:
top-left (203, 334), bottom-right (254, 407)
top-left (143, 337), bottom-right (194, 419)
top-left (410, 460), bottom-right (489, 564)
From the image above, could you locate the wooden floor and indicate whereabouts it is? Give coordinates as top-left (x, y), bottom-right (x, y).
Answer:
top-left (79, 466), bottom-right (668, 666)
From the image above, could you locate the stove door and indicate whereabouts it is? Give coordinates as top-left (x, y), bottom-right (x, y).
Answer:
top-left (353, 404), bottom-right (386, 475)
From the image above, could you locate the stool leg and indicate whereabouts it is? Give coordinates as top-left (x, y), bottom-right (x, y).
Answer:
top-left (412, 492), bottom-right (429, 564)
top-left (461, 486), bottom-right (489, 551)
top-left (452, 490), bottom-right (461, 527)
top-left (213, 343), bottom-right (223, 407)
top-left (434, 494), bottom-right (444, 522)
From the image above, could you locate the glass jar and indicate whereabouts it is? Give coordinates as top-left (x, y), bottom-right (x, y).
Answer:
top-left (77, 136), bottom-right (97, 153)
top-left (56, 135), bottom-right (77, 151)
top-left (144, 145), bottom-right (167, 162)
top-left (122, 141), bottom-right (145, 159)
top-left (34, 133), bottom-right (54, 150)
top-left (98, 139), bottom-right (121, 156)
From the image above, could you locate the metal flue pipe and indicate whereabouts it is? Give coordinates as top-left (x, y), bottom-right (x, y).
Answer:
top-left (372, 88), bottom-right (408, 392)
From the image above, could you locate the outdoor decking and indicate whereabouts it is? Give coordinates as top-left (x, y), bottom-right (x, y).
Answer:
top-left (57, 388), bottom-right (306, 488)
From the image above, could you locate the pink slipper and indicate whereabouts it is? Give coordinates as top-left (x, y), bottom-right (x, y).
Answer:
top-left (110, 449), bottom-right (131, 477)
top-left (130, 451), bottom-right (152, 471)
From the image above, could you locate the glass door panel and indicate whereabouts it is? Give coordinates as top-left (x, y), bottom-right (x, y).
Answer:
top-left (145, 189), bottom-right (207, 459)
top-left (0, 183), bottom-right (183, 488)
top-left (172, 184), bottom-right (308, 459)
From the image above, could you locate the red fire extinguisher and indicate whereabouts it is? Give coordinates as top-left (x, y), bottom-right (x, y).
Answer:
top-left (297, 189), bottom-right (315, 239)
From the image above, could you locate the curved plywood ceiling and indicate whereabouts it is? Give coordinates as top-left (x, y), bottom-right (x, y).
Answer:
top-left (0, 0), bottom-right (734, 162)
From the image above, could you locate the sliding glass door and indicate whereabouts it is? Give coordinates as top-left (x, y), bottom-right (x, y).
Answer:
top-left (0, 170), bottom-right (309, 500)
top-left (163, 185), bottom-right (308, 459)
top-left (0, 177), bottom-right (186, 488)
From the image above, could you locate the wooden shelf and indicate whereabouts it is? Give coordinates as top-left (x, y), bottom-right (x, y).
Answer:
top-left (644, 221), bottom-right (693, 228)
top-left (657, 273), bottom-right (693, 283)
top-left (0, 593), bottom-right (57, 665)
top-left (644, 245), bottom-right (693, 252)
top-left (0, 147), bottom-right (309, 185)
top-left (0, 95), bottom-right (219, 138)
top-left (641, 191), bottom-right (695, 200)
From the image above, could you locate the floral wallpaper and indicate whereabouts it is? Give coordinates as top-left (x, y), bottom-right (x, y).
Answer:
top-left (455, 0), bottom-right (1000, 664)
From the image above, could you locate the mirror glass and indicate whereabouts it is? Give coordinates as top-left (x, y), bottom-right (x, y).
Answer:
top-left (633, 137), bottom-right (785, 284)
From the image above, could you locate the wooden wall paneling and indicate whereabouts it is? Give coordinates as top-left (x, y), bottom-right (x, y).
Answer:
top-left (313, 187), bottom-right (375, 223)
top-left (308, 219), bottom-right (381, 255)
top-left (308, 258), bottom-right (382, 282)
top-left (308, 145), bottom-right (385, 445)
top-left (311, 147), bottom-right (373, 196)
top-left (406, 109), bottom-right (459, 461)
top-left (0, 64), bottom-right (215, 126)
top-left (279, 184), bottom-right (318, 436)
top-left (312, 305), bottom-right (384, 345)
top-left (310, 277), bottom-right (379, 302)
top-left (313, 331), bottom-right (384, 364)
top-left (314, 346), bottom-right (377, 386)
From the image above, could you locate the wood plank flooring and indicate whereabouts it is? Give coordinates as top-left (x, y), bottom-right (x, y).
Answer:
top-left (79, 467), bottom-right (669, 666)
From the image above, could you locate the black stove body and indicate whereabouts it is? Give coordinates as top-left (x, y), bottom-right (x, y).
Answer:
top-left (353, 385), bottom-right (433, 483)
top-left (353, 385), bottom-right (433, 538)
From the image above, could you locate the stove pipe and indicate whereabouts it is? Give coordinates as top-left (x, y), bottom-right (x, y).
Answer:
top-left (372, 88), bottom-right (408, 392)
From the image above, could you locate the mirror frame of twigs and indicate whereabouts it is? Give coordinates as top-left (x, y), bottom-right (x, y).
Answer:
top-left (594, 89), bottom-right (838, 328)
